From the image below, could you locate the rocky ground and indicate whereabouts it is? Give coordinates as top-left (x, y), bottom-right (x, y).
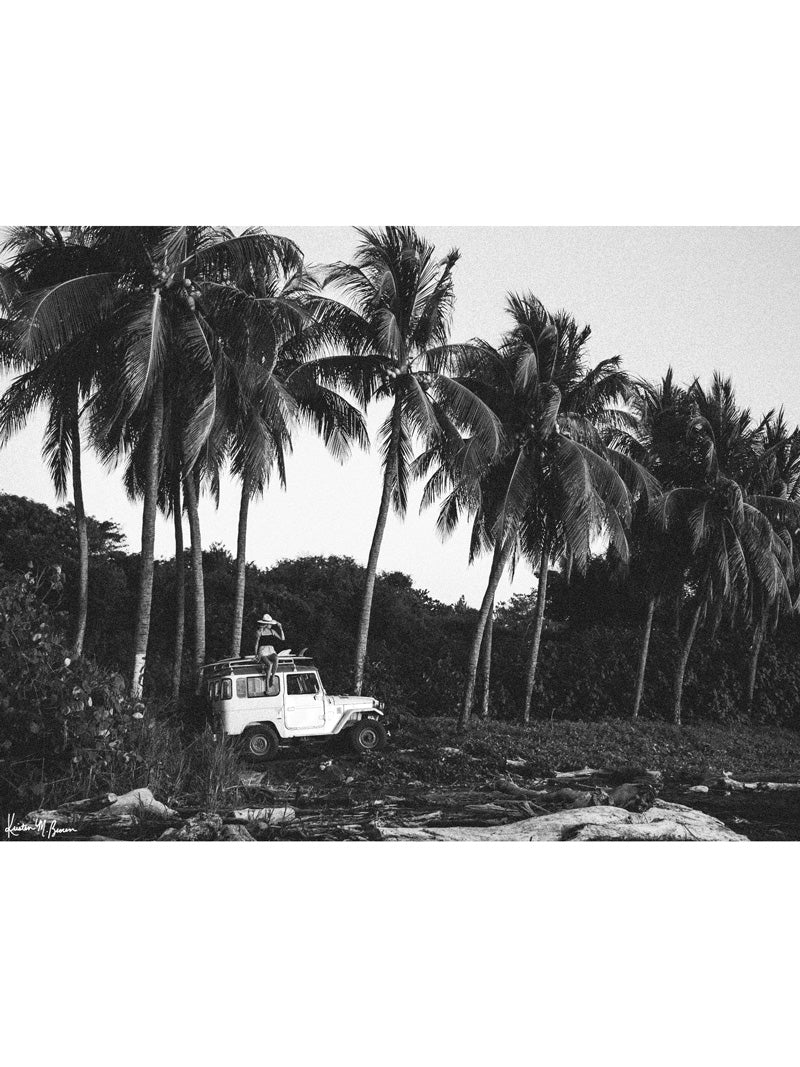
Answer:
top-left (17, 715), bottom-right (800, 841)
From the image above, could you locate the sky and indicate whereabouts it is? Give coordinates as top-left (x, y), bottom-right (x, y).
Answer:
top-left (1, 226), bottom-right (798, 608)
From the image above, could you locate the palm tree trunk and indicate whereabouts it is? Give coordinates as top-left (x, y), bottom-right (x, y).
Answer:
top-left (478, 600), bottom-right (495, 719)
top-left (352, 399), bottom-right (402, 695)
top-left (632, 595), bottom-right (656, 719)
top-left (459, 536), bottom-right (513, 729)
top-left (70, 402), bottom-right (89, 659)
top-left (130, 380), bottom-right (164, 698)
top-left (673, 596), bottom-right (703, 726)
top-left (183, 467), bottom-right (206, 690)
top-left (230, 473), bottom-right (252, 658)
top-left (743, 620), bottom-right (765, 716)
top-left (522, 544), bottom-right (551, 725)
top-left (171, 477), bottom-right (185, 703)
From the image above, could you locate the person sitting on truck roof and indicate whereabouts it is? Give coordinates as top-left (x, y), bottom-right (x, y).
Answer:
top-left (254, 614), bottom-right (285, 689)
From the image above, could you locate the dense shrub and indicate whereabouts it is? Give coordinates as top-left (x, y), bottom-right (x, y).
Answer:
top-left (0, 565), bottom-right (159, 809)
top-left (2, 491), bottom-right (800, 734)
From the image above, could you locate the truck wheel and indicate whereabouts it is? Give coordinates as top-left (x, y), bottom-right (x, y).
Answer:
top-left (349, 719), bottom-right (387, 754)
top-left (241, 726), bottom-right (280, 763)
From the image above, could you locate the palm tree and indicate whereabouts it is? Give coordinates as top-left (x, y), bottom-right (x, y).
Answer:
top-left (418, 294), bottom-right (654, 726)
top-left (0, 226), bottom-right (112, 658)
top-left (11, 225), bottom-right (302, 696)
top-left (701, 398), bottom-right (800, 715)
top-left (210, 258), bottom-right (369, 659)
top-left (652, 379), bottom-right (800, 724)
top-left (181, 462), bottom-right (207, 682)
top-left (321, 227), bottom-right (500, 694)
top-left (625, 371), bottom-right (693, 718)
top-left (112, 367), bottom-right (218, 698)
top-left (477, 599), bottom-right (495, 718)
top-left (169, 472), bottom-right (185, 701)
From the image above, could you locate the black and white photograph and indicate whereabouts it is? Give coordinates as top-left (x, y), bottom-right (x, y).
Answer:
top-left (4, 223), bottom-right (800, 844)
top-left (3, 3), bottom-right (798, 1066)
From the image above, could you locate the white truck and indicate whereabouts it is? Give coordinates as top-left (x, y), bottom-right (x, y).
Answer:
top-left (202, 654), bottom-right (389, 762)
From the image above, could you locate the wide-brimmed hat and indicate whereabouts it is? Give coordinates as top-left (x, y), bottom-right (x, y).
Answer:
top-left (257, 614), bottom-right (276, 625)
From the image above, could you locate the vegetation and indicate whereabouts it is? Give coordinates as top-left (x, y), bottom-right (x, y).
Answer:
top-left (2, 225), bottom-right (800, 813)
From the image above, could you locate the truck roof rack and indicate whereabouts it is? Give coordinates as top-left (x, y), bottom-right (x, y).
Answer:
top-left (202, 654), bottom-right (316, 676)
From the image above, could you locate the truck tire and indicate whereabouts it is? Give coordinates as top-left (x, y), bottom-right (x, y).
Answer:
top-left (241, 726), bottom-right (280, 763)
top-left (349, 719), bottom-right (387, 754)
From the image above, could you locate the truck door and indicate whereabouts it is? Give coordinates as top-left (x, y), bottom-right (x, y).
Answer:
top-left (284, 671), bottom-right (325, 730)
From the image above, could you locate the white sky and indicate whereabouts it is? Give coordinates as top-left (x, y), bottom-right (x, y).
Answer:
top-left (1, 226), bottom-right (799, 606)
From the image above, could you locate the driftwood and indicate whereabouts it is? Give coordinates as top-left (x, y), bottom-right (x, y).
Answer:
top-left (720, 774), bottom-right (800, 792)
top-left (493, 778), bottom-right (550, 800)
top-left (553, 766), bottom-right (603, 780)
top-left (231, 806), bottom-right (296, 825)
top-left (28, 787), bottom-right (178, 827)
top-left (377, 799), bottom-right (745, 841)
top-left (27, 788), bottom-right (294, 840)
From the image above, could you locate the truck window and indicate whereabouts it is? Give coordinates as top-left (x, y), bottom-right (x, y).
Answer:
top-left (286, 672), bottom-right (320, 696)
top-left (236, 677), bottom-right (247, 698)
top-left (222, 679), bottom-right (232, 700)
top-left (246, 675), bottom-right (281, 698)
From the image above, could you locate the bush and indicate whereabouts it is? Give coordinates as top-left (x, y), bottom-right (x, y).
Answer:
top-left (3, 491), bottom-right (800, 734)
top-left (0, 565), bottom-right (160, 810)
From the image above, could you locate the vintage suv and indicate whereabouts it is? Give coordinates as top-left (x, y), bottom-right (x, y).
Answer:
top-left (201, 654), bottom-right (389, 762)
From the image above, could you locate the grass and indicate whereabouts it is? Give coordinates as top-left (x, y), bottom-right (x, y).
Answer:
top-left (9, 721), bottom-right (246, 815)
top-left (10, 712), bottom-right (800, 821)
top-left (402, 714), bottom-right (800, 783)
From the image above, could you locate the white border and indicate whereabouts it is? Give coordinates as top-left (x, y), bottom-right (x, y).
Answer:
top-left (3, 2), bottom-right (799, 1063)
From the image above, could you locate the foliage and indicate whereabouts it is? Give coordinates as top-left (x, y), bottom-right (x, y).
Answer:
top-left (0, 563), bottom-right (149, 809)
top-left (4, 493), bottom-right (800, 744)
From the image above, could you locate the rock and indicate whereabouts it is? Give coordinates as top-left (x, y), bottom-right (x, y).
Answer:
top-left (607, 782), bottom-right (657, 812)
top-left (171, 813), bottom-right (224, 841)
top-left (554, 788), bottom-right (604, 809)
top-left (688, 784), bottom-right (710, 793)
top-left (320, 763), bottom-right (349, 784)
top-left (239, 771), bottom-right (268, 787)
top-left (220, 824), bottom-right (255, 842)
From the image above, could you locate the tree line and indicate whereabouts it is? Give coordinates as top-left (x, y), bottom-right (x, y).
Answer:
top-left (1, 226), bottom-right (798, 728)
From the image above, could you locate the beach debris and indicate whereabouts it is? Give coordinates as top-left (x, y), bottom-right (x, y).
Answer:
top-left (377, 800), bottom-right (745, 842)
top-left (231, 806), bottom-right (296, 825)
